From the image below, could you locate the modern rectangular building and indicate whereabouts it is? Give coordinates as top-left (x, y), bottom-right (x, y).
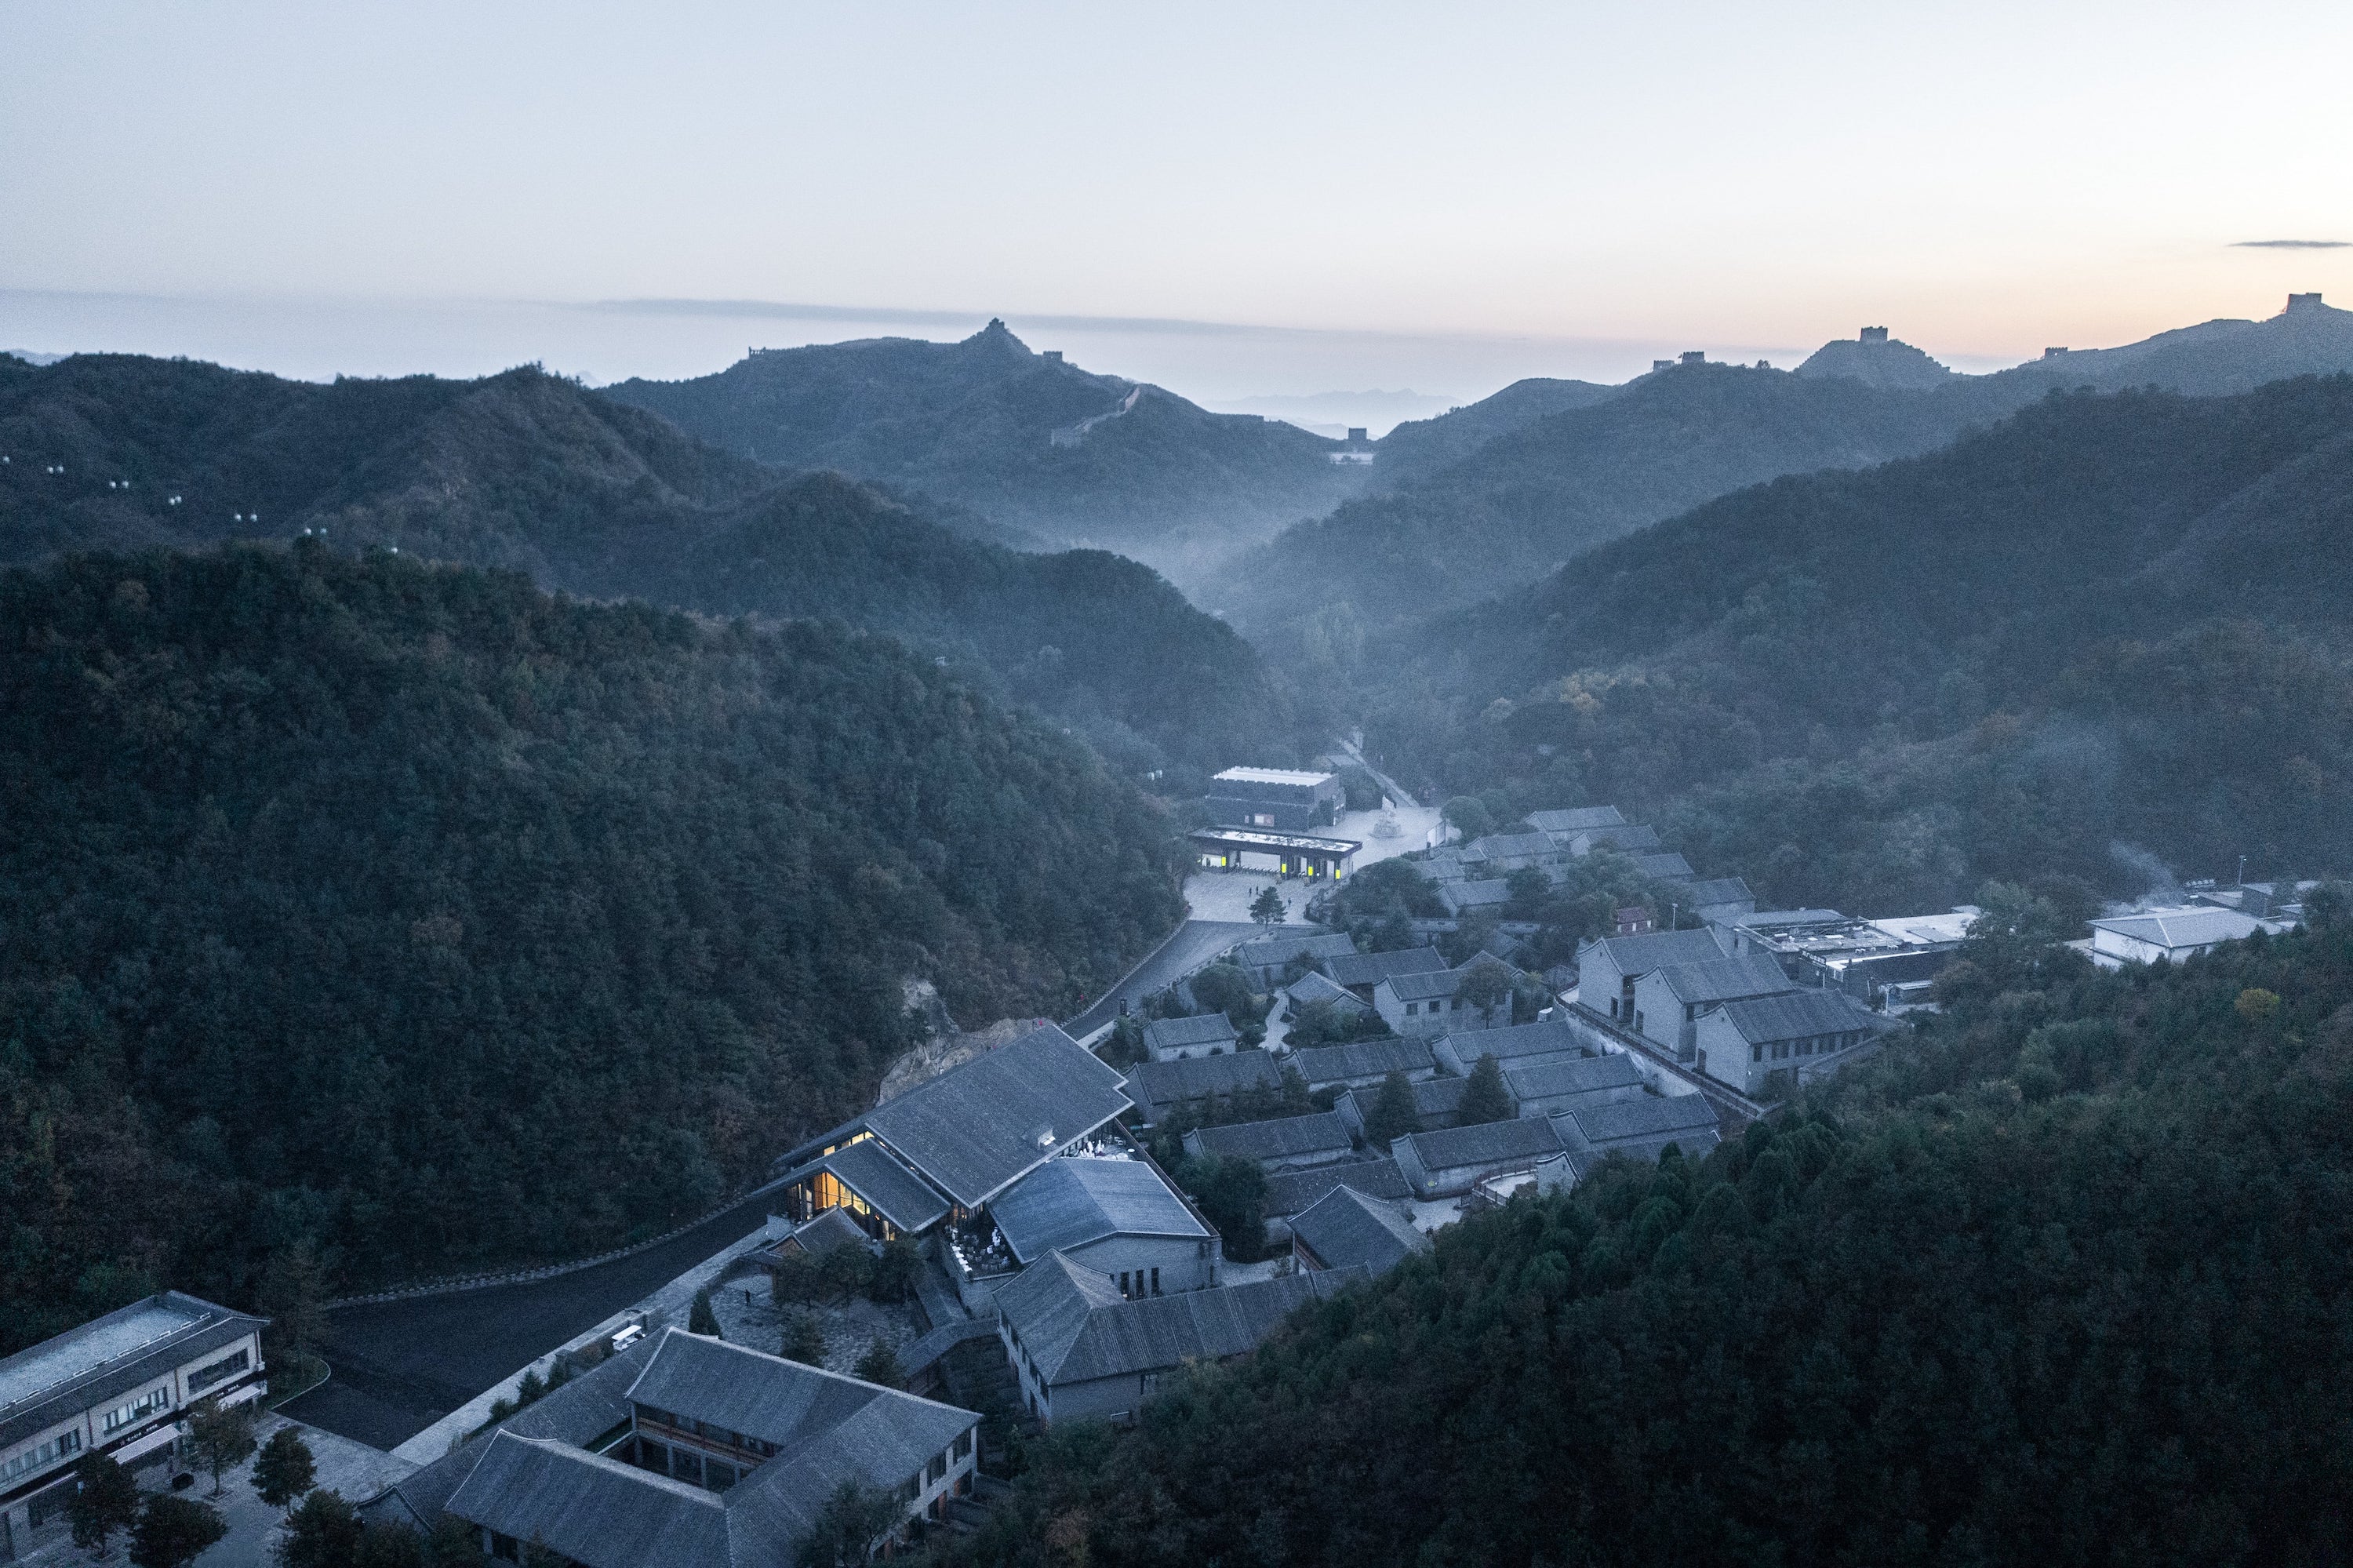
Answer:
top-left (2, 1293), bottom-right (268, 1553)
top-left (1202, 767), bottom-right (1343, 833)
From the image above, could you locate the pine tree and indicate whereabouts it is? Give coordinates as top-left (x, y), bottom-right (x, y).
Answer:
top-left (1457, 1053), bottom-right (1513, 1125)
top-left (1362, 1070), bottom-right (1421, 1145)
top-left (67, 1452), bottom-right (141, 1559)
top-left (689, 1286), bottom-right (722, 1338)
top-left (127, 1494), bottom-right (225, 1568)
top-left (1249, 885), bottom-right (1288, 930)
top-left (252, 1425), bottom-right (318, 1508)
top-left (782, 1309), bottom-right (828, 1366)
top-left (853, 1335), bottom-right (906, 1388)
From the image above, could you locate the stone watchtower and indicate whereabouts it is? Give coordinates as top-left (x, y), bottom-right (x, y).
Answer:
top-left (1859, 326), bottom-right (1889, 344)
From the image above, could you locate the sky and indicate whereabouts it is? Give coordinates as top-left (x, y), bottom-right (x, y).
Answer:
top-left (4, 1), bottom-right (2351, 413)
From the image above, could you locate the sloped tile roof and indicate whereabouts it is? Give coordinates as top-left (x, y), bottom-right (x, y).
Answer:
top-left (988, 1158), bottom-right (1211, 1263)
top-left (1184, 1111), bottom-right (1353, 1163)
top-left (1234, 932), bottom-right (1358, 970)
top-left (1322, 946), bottom-right (1448, 988)
top-left (1285, 971), bottom-right (1368, 1011)
top-left (1587, 927), bottom-right (1729, 977)
top-left (1142, 1013), bottom-right (1239, 1051)
top-left (1123, 1052), bottom-right (1285, 1119)
top-left (1682, 877), bottom-right (1755, 908)
top-left (1442, 879), bottom-right (1513, 911)
top-left (789, 1138), bottom-right (950, 1234)
top-left (1527, 806), bottom-right (1626, 835)
top-left (1263, 1156), bottom-right (1414, 1217)
top-left (1439, 1020), bottom-right (1583, 1066)
top-left (1289, 1186), bottom-right (1432, 1276)
top-left (1398, 1116), bottom-right (1563, 1174)
top-left (1290, 1036), bottom-right (1438, 1084)
top-left (998, 1254), bottom-right (1365, 1386)
top-left (1502, 1052), bottom-right (1645, 1102)
top-left (1558, 1093), bottom-right (1718, 1148)
top-left (446, 1434), bottom-right (728, 1568)
top-left (860, 1024), bottom-right (1133, 1206)
top-left (1717, 988), bottom-right (1875, 1045)
top-left (1342, 1075), bottom-right (1471, 1127)
top-left (2090, 908), bottom-right (2267, 951)
top-left (1657, 954), bottom-right (1795, 1006)
top-left (1628, 851), bottom-right (1694, 880)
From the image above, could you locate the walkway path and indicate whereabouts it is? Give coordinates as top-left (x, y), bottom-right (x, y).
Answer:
top-left (1333, 735), bottom-right (1420, 810)
top-left (1063, 918), bottom-right (1260, 1040)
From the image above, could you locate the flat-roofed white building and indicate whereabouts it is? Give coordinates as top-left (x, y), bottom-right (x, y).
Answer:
top-left (2, 1293), bottom-right (267, 1552)
top-left (2087, 906), bottom-right (2286, 969)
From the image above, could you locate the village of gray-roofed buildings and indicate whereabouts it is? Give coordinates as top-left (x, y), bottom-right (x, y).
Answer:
top-left (2, 758), bottom-right (2314, 1568)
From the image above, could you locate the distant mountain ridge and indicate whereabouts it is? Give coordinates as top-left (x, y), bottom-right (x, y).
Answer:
top-left (0, 351), bottom-right (1288, 769)
top-left (1224, 294), bottom-right (2353, 660)
top-left (602, 321), bottom-right (1372, 578)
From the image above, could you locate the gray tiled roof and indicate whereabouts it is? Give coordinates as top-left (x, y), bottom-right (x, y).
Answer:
top-left (1577, 824), bottom-right (1664, 854)
top-left (1441, 879), bottom-right (1512, 911)
top-left (1383, 969), bottom-right (1462, 1002)
top-left (1587, 927), bottom-right (1730, 977)
top-left (0, 1292), bottom-right (266, 1453)
top-left (1627, 851), bottom-right (1695, 880)
top-left (1184, 1111), bottom-right (1353, 1163)
top-left (1683, 877), bottom-right (1755, 908)
top-left (997, 1254), bottom-right (1366, 1386)
top-left (446, 1434), bottom-right (727, 1568)
top-left (1122, 1052), bottom-right (1285, 1119)
top-left (779, 1206), bottom-right (871, 1257)
top-left (1502, 1052), bottom-right (1645, 1102)
top-left (1558, 1093), bottom-right (1718, 1148)
top-left (1141, 1013), bottom-right (1238, 1052)
top-left (860, 1024), bottom-right (1134, 1206)
top-left (1233, 932), bottom-right (1358, 970)
top-left (1657, 954), bottom-right (1795, 1006)
top-left (1322, 946), bottom-right (1448, 989)
top-left (988, 1158), bottom-right (1211, 1263)
top-left (1527, 806), bottom-right (1627, 835)
top-left (428, 1330), bottom-right (980, 1568)
top-left (1262, 1156), bottom-right (1413, 1217)
top-left (1438, 1020), bottom-right (1584, 1067)
top-left (1289, 1187), bottom-right (1432, 1276)
top-left (1717, 989), bottom-right (1875, 1045)
top-left (1463, 833), bottom-right (1556, 862)
top-left (1285, 971), bottom-right (1367, 1011)
top-left (1397, 1116), bottom-right (1563, 1174)
top-left (1565, 1125), bottom-right (1724, 1181)
top-left (1290, 1035), bottom-right (1438, 1084)
top-left (793, 1138), bottom-right (950, 1234)
top-left (1340, 1075), bottom-right (1469, 1127)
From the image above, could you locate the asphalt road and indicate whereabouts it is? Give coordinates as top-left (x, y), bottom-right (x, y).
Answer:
top-left (282, 1188), bottom-right (780, 1452)
top-left (1062, 918), bottom-right (1260, 1039)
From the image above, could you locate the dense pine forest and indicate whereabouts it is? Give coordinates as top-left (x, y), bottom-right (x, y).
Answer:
top-left (955, 900), bottom-right (2353, 1567)
top-left (1358, 379), bottom-right (2353, 911)
top-left (0, 543), bottom-right (1184, 1352)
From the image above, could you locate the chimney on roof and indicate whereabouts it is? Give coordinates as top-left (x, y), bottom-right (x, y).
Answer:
top-left (1859, 326), bottom-right (1889, 344)
top-left (2286, 293), bottom-right (2324, 312)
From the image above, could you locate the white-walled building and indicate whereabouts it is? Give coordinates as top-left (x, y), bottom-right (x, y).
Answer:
top-left (2, 1293), bottom-right (267, 1552)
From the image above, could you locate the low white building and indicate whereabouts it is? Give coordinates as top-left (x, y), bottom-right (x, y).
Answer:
top-left (2087, 906), bottom-right (2284, 969)
top-left (2, 1293), bottom-right (268, 1553)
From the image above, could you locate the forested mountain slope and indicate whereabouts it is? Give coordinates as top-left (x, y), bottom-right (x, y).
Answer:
top-left (0, 544), bottom-right (1184, 1351)
top-left (0, 351), bottom-right (1286, 769)
top-left (1373, 379), bottom-right (2353, 911)
top-left (1221, 362), bottom-right (1999, 654)
top-left (958, 908), bottom-right (2353, 1567)
top-left (1228, 297), bottom-right (2353, 661)
top-left (1365, 375), bottom-right (1618, 488)
top-left (602, 321), bottom-right (1366, 574)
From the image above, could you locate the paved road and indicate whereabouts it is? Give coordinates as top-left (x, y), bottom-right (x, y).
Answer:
top-left (1334, 735), bottom-right (1420, 810)
top-left (282, 1188), bottom-right (780, 1451)
top-left (1062, 919), bottom-right (1260, 1039)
